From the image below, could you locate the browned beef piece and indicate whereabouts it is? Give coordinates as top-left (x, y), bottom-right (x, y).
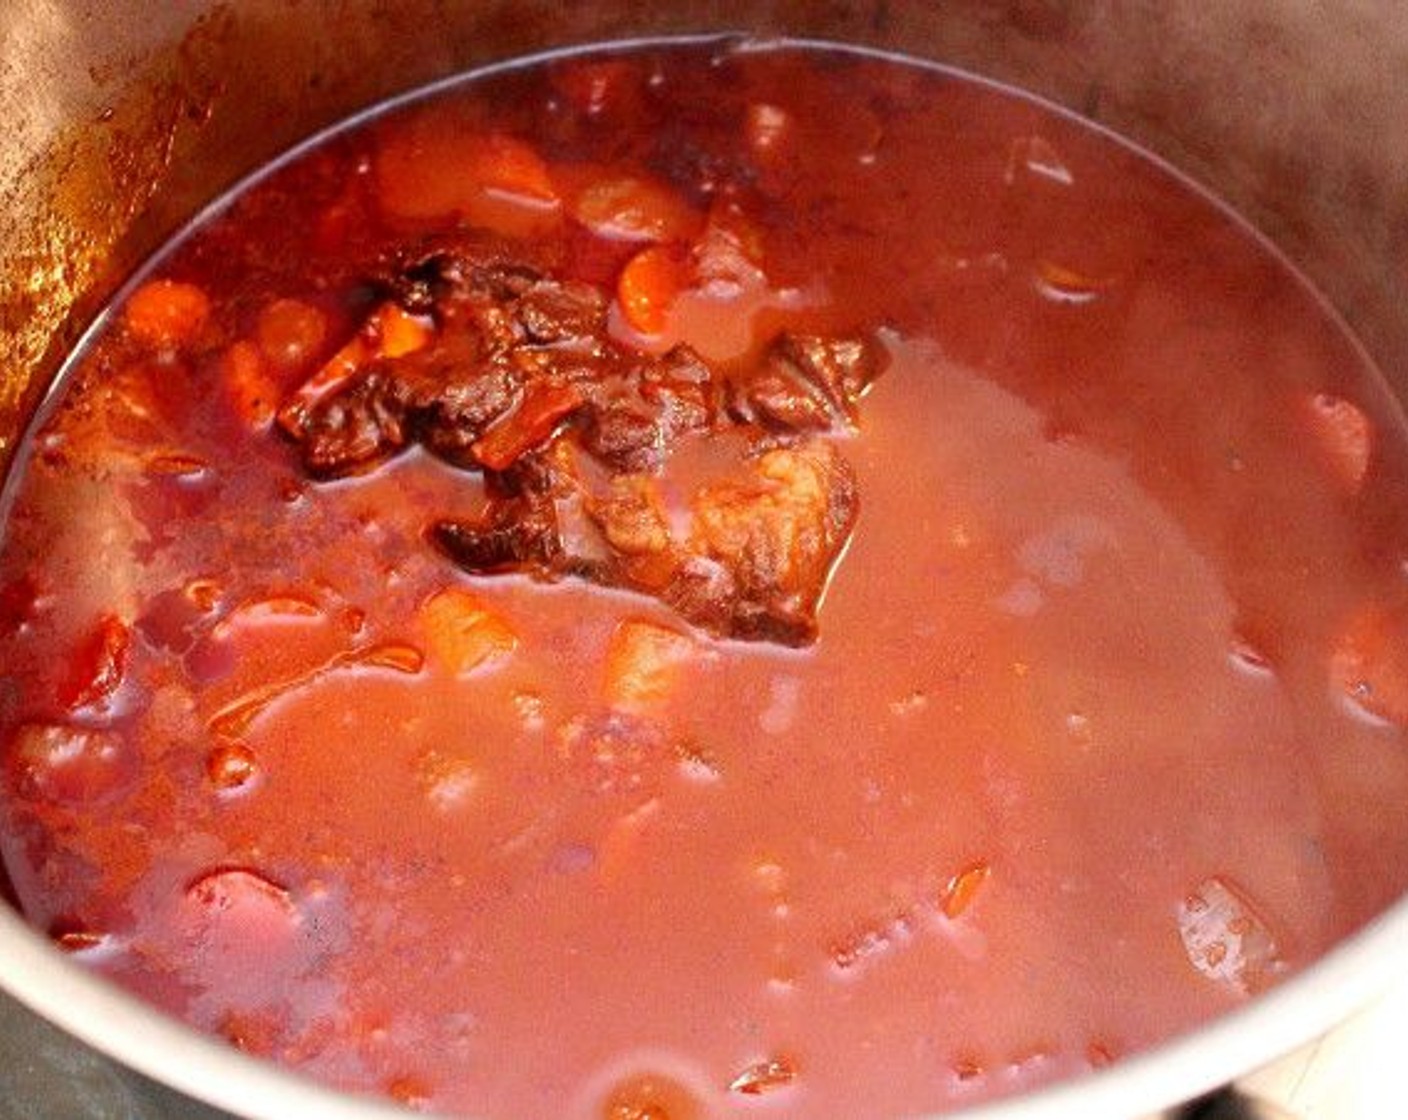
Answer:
top-left (283, 235), bottom-right (884, 644)
top-left (432, 439), bottom-right (856, 646)
top-left (728, 333), bottom-right (883, 434)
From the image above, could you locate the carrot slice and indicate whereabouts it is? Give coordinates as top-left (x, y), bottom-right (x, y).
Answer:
top-left (603, 619), bottom-right (693, 710)
top-left (567, 173), bottom-right (702, 243)
top-left (939, 861), bottom-right (991, 919)
top-left (419, 587), bottom-right (518, 676)
top-left (123, 279), bottom-right (210, 349)
top-left (255, 298), bottom-right (327, 370)
top-left (277, 303), bottom-right (433, 435)
top-left (617, 245), bottom-right (686, 336)
top-left (222, 341), bottom-right (281, 430)
top-left (1299, 391), bottom-right (1373, 493)
top-left (471, 382), bottom-right (585, 471)
top-left (376, 118), bottom-right (561, 235)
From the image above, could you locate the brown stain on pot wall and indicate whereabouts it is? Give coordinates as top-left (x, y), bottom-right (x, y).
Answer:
top-left (3, 0), bottom-right (1408, 474)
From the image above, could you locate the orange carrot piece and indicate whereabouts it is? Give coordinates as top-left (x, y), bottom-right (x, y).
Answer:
top-left (277, 303), bottom-right (432, 435)
top-left (222, 341), bottom-right (281, 430)
top-left (471, 382), bottom-right (585, 471)
top-left (376, 118), bottom-right (561, 234)
top-left (1300, 391), bottom-right (1373, 493)
top-left (617, 245), bottom-right (686, 335)
top-left (123, 279), bottom-right (210, 349)
top-left (255, 298), bottom-right (327, 370)
top-left (419, 587), bottom-right (518, 676)
top-left (568, 174), bottom-right (702, 243)
top-left (939, 861), bottom-right (991, 919)
top-left (603, 619), bottom-right (693, 710)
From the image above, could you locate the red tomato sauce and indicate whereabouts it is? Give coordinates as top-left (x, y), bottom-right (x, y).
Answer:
top-left (3, 39), bottom-right (1408, 1119)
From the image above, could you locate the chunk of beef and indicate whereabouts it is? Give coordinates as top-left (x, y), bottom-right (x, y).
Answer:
top-left (676, 441), bottom-right (857, 644)
top-left (297, 369), bottom-right (413, 478)
top-left (730, 333), bottom-right (883, 434)
top-left (282, 235), bottom-right (884, 644)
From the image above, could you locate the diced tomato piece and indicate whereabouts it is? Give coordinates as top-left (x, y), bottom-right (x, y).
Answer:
top-left (59, 614), bottom-right (131, 710)
top-left (123, 279), bottom-right (211, 349)
top-left (419, 587), bottom-right (518, 676)
top-left (616, 246), bottom-right (687, 336)
top-left (375, 117), bottom-right (561, 236)
top-left (472, 382), bottom-right (586, 471)
top-left (1299, 391), bottom-right (1373, 493)
top-left (603, 619), bottom-right (693, 710)
top-left (1329, 601), bottom-right (1408, 725)
top-left (255, 298), bottom-right (327, 371)
top-left (222, 341), bottom-right (281, 430)
top-left (566, 173), bottom-right (702, 243)
top-left (939, 860), bottom-right (991, 919)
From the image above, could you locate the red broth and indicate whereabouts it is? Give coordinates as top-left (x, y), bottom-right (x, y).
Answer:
top-left (4, 38), bottom-right (1408, 1119)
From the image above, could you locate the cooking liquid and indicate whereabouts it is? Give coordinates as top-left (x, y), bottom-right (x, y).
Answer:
top-left (2, 39), bottom-right (1408, 1119)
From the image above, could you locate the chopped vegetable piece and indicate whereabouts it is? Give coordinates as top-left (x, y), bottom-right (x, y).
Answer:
top-left (568, 174), bottom-right (702, 243)
top-left (255, 298), bottom-right (327, 370)
top-left (1300, 391), bottom-right (1373, 492)
top-left (940, 861), bottom-right (991, 919)
top-left (471, 382), bottom-right (586, 471)
top-left (727, 1056), bottom-right (798, 1095)
top-left (123, 279), bottom-right (210, 348)
top-left (419, 587), bottom-right (518, 676)
top-left (222, 341), bottom-right (281, 429)
top-left (59, 614), bottom-right (131, 710)
top-left (277, 303), bottom-right (433, 435)
top-left (376, 121), bottom-right (561, 235)
top-left (603, 620), bottom-right (694, 709)
top-left (617, 245), bottom-right (686, 335)
top-left (1177, 877), bottom-right (1284, 995)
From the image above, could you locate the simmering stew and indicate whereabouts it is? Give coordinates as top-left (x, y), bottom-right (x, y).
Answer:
top-left (3, 39), bottom-right (1408, 1118)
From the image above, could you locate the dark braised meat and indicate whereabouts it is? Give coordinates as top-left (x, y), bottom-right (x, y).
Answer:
top-left (279, 234), bottom-right (884, 644)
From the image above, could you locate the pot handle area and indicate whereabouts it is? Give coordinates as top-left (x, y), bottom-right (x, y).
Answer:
top-left (1178, 1089), bottom-right (1298, 1120)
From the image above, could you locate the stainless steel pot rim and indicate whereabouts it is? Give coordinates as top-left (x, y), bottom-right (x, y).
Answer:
top-left (2, 893), bottom-right (1407, 1120)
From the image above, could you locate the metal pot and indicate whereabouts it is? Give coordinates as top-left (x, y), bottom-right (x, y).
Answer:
top-left (3, 2), bottom-right (1407, 1117)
